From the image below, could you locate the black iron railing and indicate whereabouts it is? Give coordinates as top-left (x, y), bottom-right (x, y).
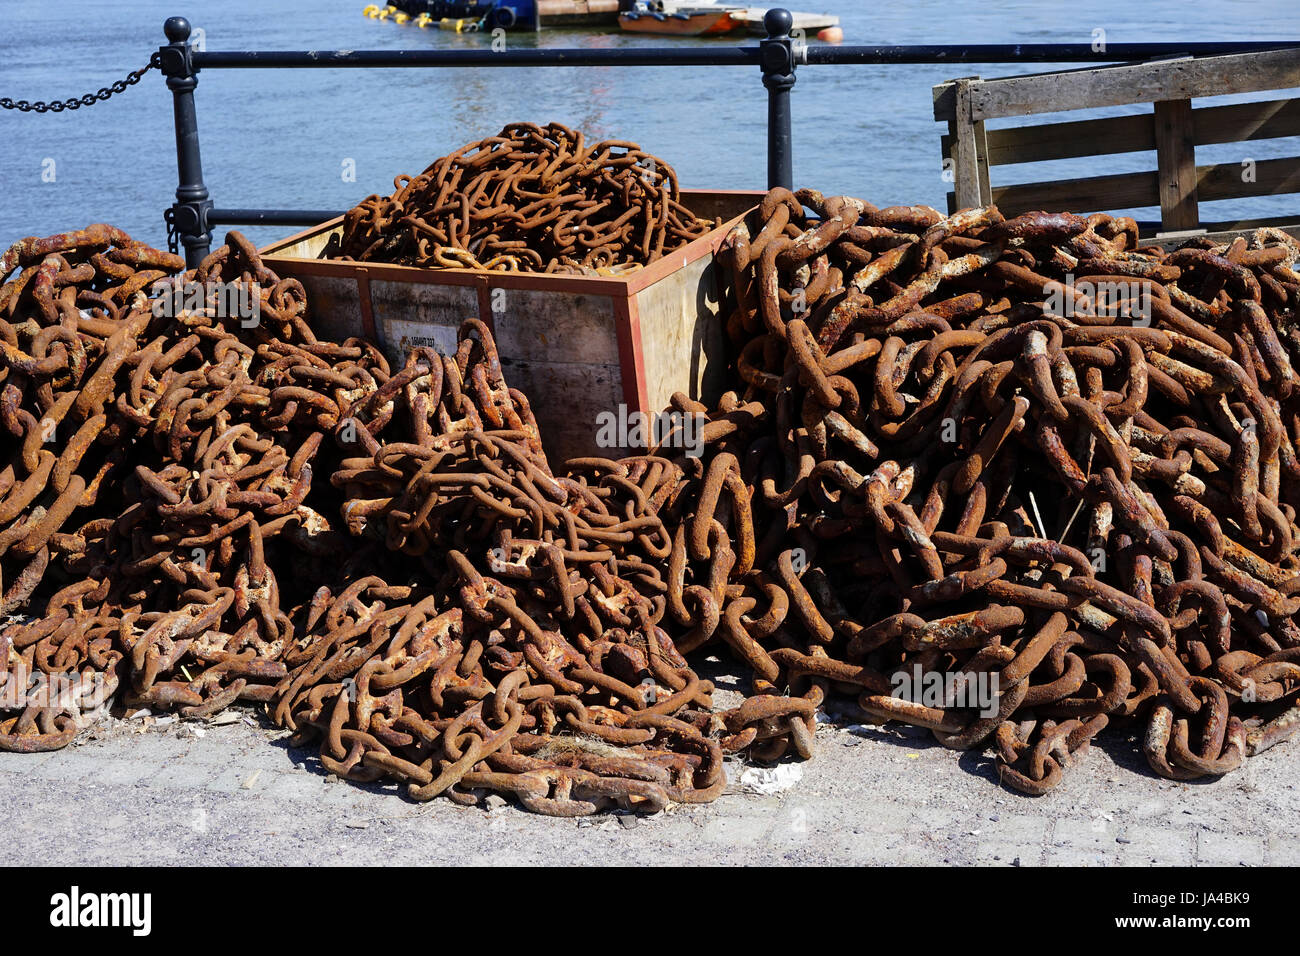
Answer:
top-left (158, 10), bottom-right (1300, 266)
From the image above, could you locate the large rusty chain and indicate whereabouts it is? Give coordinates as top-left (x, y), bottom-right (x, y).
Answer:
top-left (321, 122), bottom-right (719, 275)
top-left (4, 177), bottom-right (1300, 807)
top-left (686, 188), bottom-right (1300, 792)
top-left (0, 223), bottom-right (751, 810)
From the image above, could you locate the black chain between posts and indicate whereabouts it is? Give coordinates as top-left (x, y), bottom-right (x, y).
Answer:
top-left (0, 52), bottom-right (161, 113)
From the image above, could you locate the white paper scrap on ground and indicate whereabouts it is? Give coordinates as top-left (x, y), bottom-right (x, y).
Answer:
top-left (738, 763), bottom-right (804, 794)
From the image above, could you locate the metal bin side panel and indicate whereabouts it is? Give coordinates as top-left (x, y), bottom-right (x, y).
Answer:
top-left (502, 357), bottom-right (626, 463)
top-left (632, 253), bottom-right (726, 418)
top-left (488, 288), bottom-right (623, 368)
top-left (272, 225), bottom-right (339, 260)
top-left (300, 273), bottom-right (366, 344)
top-left (367, 277), bottom-right (480, 363)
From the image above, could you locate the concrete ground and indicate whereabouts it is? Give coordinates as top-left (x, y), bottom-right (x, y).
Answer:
top-left (2, 672), bottom-right (1297, 866)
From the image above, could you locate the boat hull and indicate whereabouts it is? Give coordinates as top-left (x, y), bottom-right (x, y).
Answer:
top-left (618, 11), bottom-right (736, 35)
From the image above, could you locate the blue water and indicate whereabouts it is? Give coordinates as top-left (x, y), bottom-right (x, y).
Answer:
top-left (2, 0), bottom-right (1297, 254)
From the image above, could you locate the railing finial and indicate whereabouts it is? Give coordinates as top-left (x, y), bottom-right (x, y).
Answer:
top-left (763, 7), bottom-right (793, 39)
top-left (163, 16), bottom-right (191, 43)
top-left (760, 8), bottom-right (796, 190)
top-left (160, 17), bottom-right (212, 266)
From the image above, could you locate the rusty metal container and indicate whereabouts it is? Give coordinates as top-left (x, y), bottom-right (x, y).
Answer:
top-left (259, 189), bottom-right (761, 462)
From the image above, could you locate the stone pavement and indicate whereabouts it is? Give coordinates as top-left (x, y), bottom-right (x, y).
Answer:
top-left (1, 707), bottom-right (1294, 866)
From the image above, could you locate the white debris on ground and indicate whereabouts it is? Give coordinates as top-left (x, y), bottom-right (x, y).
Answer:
top-left (738, 763), bottom-right (804, 794)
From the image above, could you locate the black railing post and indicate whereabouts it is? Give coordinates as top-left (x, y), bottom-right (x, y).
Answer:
top-left (159, 17), bottom-right (213, 267)
top-left (759, 8), bottom-right (796, 191)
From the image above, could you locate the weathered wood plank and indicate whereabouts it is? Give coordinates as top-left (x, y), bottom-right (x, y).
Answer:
top-left (990, 170), bottom-right (1160, 216)
top-left (943, 117), bottom-right (958, 193)
top-left (932, 80), bottom-right (958, 122)
top-left (991, 166), bottom-right (1300, 224)
top-left (1197, 216), bottom-right (1300, 233)
top-left (1197, 156), bottom-right (1300, 201)
top-left (973, 118), bottom-right (992, 204)
top-left (1193, 98), bottom-right (1300, 146)
top-left (945, 98), bottom-right (1300, 168)
top-left (942, 112), bottom-right (1154, 166)
top-left (977, 155), bottom-right (1294, 218)
top-left (953, 79), bottom-right (984, 210)
top-left (969, 50), bottom-right (1300, 120)
top-left (1154, 99), bottom-right (1199, 231)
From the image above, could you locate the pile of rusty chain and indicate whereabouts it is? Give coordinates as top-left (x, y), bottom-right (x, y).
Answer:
top-left (0, 226), bottom-right (782, 810)
top-left (2, 225), bottom-right (179, 616)
top-left (1, 226), bottom-right (189, 745)
top-left (672, 187), bottom-right (1300, 792)
top-left (320, 122), bottom-right (719, 275)
top-left (9, 197), bottom-right (1300, 803)
top-left (0, 226), bottom-right (393, 747)
top-left (269, 320), bottom-right (792, 811)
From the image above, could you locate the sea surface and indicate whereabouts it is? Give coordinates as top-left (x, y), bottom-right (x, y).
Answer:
top-left (1, 0), bottom-right (1297, 253)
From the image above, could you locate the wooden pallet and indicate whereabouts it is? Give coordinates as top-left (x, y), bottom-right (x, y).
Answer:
top-left (933, 50), bottom-right (1300, 237)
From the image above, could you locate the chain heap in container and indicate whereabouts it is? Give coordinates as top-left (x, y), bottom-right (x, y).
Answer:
top-left (321, 122), bottom-right (718, 274)
top-left (671, 187), bottom-right (1300, 792)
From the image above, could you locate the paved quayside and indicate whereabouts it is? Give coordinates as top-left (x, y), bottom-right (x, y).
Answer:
top-left (3, 665), bottom-right (1296, 867)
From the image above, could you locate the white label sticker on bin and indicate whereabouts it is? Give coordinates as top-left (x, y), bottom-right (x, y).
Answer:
top-left (383, 319), bottom-right (459, 358)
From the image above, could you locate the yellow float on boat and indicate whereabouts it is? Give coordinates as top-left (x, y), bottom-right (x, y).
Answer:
top-left (362, 4), bottom-right (379, 17)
